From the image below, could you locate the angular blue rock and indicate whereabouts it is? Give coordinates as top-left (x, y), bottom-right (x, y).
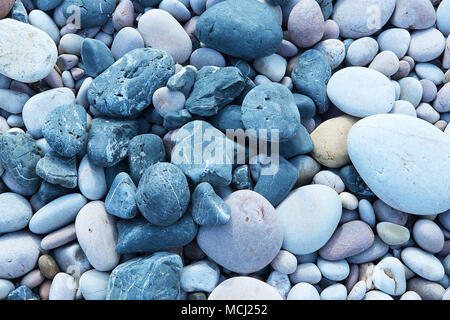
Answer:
top-left (231, 165), bottom-right (254, 190)
top-left (116, 215), bottom-right (198, 254)
top-left (339, 164), bottom-right (376, 201)
top-left (191, 182), bottom-right (231, 226)
top-left (163, 109), bottom-right (193, 131)
top-left (36, 181), bottom-right (71, 205)
top-left (105, 172), bottom-right (138, 220)
top-left (293, 93), bottom-right (316, 119)
top-left (62, 0), bottom-right (116, 28)
top-left (166, 65), bottom-right (197, 97)
top-left (211, 105), bottom-right (243, 132)
top-left (87, 48), bottom-right (175, 118)
top-left (104, 160), bottom-right (130, 188)
top-left (42, 104), bottom-right (87, 158)
top-left (280, 125), bottom-right (314, 159)
top-left (196, 0), bottom-right (283, 60)
top-left (81, 38), bottom-right (115, 78)
top-left (107, 252), bottom-right (182, 300)
top-left (35, 151), bottom-right (77, 188)
top-left (11, 0), bottom-right (29, 23)
top-left (87, 118), bottom-right (139, 168)
top-left (7, 285), bottom-right (39, 300)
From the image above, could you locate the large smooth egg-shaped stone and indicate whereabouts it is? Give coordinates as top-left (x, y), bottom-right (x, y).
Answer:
top-left (197, 190), bottom-right (283, 274)
top-left (208, 276), bottom-right (282, 300)
top-left (0, 19), bottom-right (57, 83)
top-left (277, 185), bottom-right (342, 255)
top-left (327, 67), bottom-right (395, 118)
top-left (348, 114), bottom-right (450, 215)
top-left (0, 192), bottom-right (32, 233)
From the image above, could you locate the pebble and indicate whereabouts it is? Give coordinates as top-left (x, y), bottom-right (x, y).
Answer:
top-left (112, 0), bottom-right (134, 31)
top-left (347, 236), bottom-right (389, 264)
top-left (253, 54), bottom-right (287, 82)
top-left (270, 250), bottom-right (297, 275)
top-left (152, 87), bottom-right (186, 117)
top-left (320, 283), bottom-right (347, 300)
top-left (312, 170), bottom-right (345, 193)
top-left (377, 28), bottom-right (411, 58)
top-left (0, 279), bottom-right (15, 300)
top-left (38, 254), bottom-right (60, 279)
top-left (348, 114), bottom-right (450, 215)
top-left (190, 48), bottom-right (226, 70)
top-left (0, 19), bottom-right (57, 83)
top-left (209, 276), bottom-right (282, 300)
top-left (128, 134), bottom-right (166, 183)
top-left (322, 19), bottom-right (340, 40)
top-left (313, 39), bottom-right (345, 70)
top-left (368, 51), bottom-right (400, 77)
top-left (364, 290), bottom-right (393, 300)
top-left (401, 247), bottom-right (445, 281)
top-left (373, 200), bottom-right (408, 225)
top-left (53, 242), bottom-right (91, 277)
top-left (61, 0), bottom-right (116, 28)
top-left (437, 0), bottom-right (450, 36)
top-left (346, 37), bottom-right (379, 66)
top-left (391, 0), bottom-right (436, 30)
top-left (7, 285), bottom-right (39, 300)
top-left (40, 223), bottom-right (77, 250)
top-left (36, 151), bottom-right (77, 188)
top-left (111, 27), bottom-right (145, 60)
top-left (327, 67), bottom-right (395, 117)
top-left (289, 263), bottom-right (322, 285)
top-left (372, 257), bottom-right (406, 296)
top-left (79, 269), bottom-right (109, 300)
top-left (287, 282), bottom-right (320, 300)
top-left (412, 219), bottom-right (445, 253)
top-left (48, 272), bottom-right (77, 300)
top-left (191, 182), bottom-right (231, 226)
top-left (408, 28), bottom-right (446, 62)
top-left (400, 291), bottom-right (423, 300)
top-left (416, 63), bottom-right (445, 85)
top-left (58, 34), bottom-right (84, 55)
top-left (78, 155), bottom-right (107, 200)
top-left (347, 280), bottom-right (367, 300)
top-left (290, 155), bottom-right (321, 187)
top-left (358, 199), bottom-right (376, 228)
top-left (420, 80), bottom-right (438, 104)
top-left (105, 172), bottom-right (138, 220)
top-left (434, 83), bottom-right (450, 113)
top-left (181, 260), bottom-right (220, 292)
top-left (266, 270), bottom-right (291, 298)
top-left (0, 0), bottom-right (14, 19)
top-left (277, 185), bottom-right (342, 255)
top-left (377, 222), bottom-right (410, 245)
top-left (81, 38), bottom-right (115, 78)
top-left (288, 0), bottom-right (324, 48)
top-left (0, 193), bottom-right (32, 233)
top-left (317, 257), bottom-right (350, 281)
top-left (407, 278), bottom-right (446, 300)
top-left (29, 9), bottom-right (60, 44)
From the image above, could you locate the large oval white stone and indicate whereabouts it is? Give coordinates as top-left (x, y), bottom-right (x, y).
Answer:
top-left (0, 19), bottom-right (57, 83)
top-left (348, 114), bottom-right (450, 215)
top-left (327, 67), bottom-right (396, 118)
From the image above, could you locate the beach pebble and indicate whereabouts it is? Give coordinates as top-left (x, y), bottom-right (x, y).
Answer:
top-left (372, 257), bottom-right (406, 296)
top-left (38, 254), bottom-right (60, 280)
top-left (253, 54), bottom-right (287, 82)
top-left (408, 28), bottom-right (446, 62)
top-left (190, 48), bottom-right (226, 70)
top-left (105, 172), bottom-right (138, 220)
top-left (401, 247), bottom-right (445, 281)
top-left (61, 0), bottom-right (116, 28)
top-left (413, 219), bottom-right (445, 253)
top-left (364, 290), bottom-right (393, 300)
top-left (368, 51), bottom-right (399, 77)
top-left (0, 279), bottom-right (15, 300)
top-left (317, 257), bottom-right (350, 281)
top-left (287, 282), bottom-right (320, 300)
top-left (191, 182), bottom-right (231, 226)
top-left (270, 250), bottom-right (297, 275)
top-left (312, 170), bottom-right (345, 193)
top-left (40, 224), bottom-right (76, 250)
top-left (313, 39), bottom-right (345, 70)
top-left (320, 283), bottom-right (347, 300)
top-left (407, 278), bottom-right (446, 300)
top-left (416, 63), bottom-right (445, 85)
top-left (348, 281), bottom-right (367, 300)
top-left (79, 269), bottom-right (109, 300)
top-left (78, 155), bottom-right (107, 201)
top-left (35, 151), bottom-right (77, 188)
top-left (181, 260), bottom-right (220, 292)
top-left (437, 0), bottom-right (450, 36)
top-left (111, 27), bottom-right (145, 60)
top-left (112, 0), bottom-right (134, 31)
top-left (209, 276), bottom-right (282, 300)
top-left (48, 273), bottom-right (77, 300)
top-left (400, 291), bottom-right (423, 300)
top-left (377, 28), bottom-right (411, 58)
top-left (289, 263), bottom-right (322, 285)
top-left (288, 0), bottom-right (324, 48)
top-left (0, 193), bottom-right (32, 233)
top-left (391, 0), bottom-right (436, 30)
top-left (434, 83), bottom-right (450, 113)
top-left (152, 87), bottom-right (186, 117)
top-left (346, 37), bottom-right (379, 66)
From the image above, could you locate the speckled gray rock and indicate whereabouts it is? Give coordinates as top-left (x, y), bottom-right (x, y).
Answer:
top-left (87, 48), bottom-right (175, 118)
top-left (167, 65), bottom-right (197, 96)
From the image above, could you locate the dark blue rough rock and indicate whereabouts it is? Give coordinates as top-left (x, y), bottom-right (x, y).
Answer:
top-left (105, 159), bottom-right (130, 188)
top-left (87, 118), bottom-right (139, 168)
top-left (87, 48), bottom-right (175, 118)
top-left (293, 93), bottom-right (316, 119)
top-left (34, 0), bottom-right (63, 11)
top-left (81, 38), bottom-right (115, 78)
top-left (42, 104), bottom-right (87, 158)
top-left (235, 77), bottom-right (256, 105)
top-left (171, 121), bottom-right (233, 187)
top-left (116, 215), bottom-right (198, 254)
top-left (280, 125), bottom-right (314, 159)
top-left (136, 162), bottom-right (190, 227)
top-left (7, 286), bottom-right (39, 300)
top-left (62, 0), bottom-right (116, 28)
top-left (137, 0), bottom-right (161, 7)
top-left (316, 0), bottom-right (333, 20)
top-left (11, 0), bottom-right (29, 23)
top-left (267, 0), bottom-right (286, 5)
top-left (0, 132), bottom-right (41, 189)
top-left (128, 134), bottom-right (166, 184)
top-left (36, 181), bottom-right (71, 205)
top-left (145, 108), bottom-right (164, 125)
top-left (163, 109), bottom-right (193, 131)
top-left (292, 50), bottom-right (331, 114)
top-left (339, 164), bottom-right (376, 201)
top-left (185, 67), bottom-right (245, 116)
top-left (105, 172), bottom-right (138, 219)
top-left (252, 155), bottom-right (298, 207)
top-left (107, 252), bottom-right (182, 300)
top-left (229, 58), bottom-right (256, 79)
top-left (192, 182), bottom-right (231, 226)
top-left (166, 65), bottom-right (196, 97)
top-left (35, 151), bottom-right (77, 188)
top-left (231, 165), bottom-right (253, 190)
top-left (196, 0), bottom-right (283, 60)
top-left (211, 105), bottom-right (243, 132)
top-left (241, 82), bottom-right (301, 141)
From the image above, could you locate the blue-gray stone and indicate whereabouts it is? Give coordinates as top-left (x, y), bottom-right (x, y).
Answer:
top-left (347, 236), bottom-right (390, 264)
top-left (253, 156), bottom-right (298, 207)
top-left (34, 0), bottom-right (63, 11)
top-left (116, 214), bottom-right (198, 254)
top-left (185, 67), bottom-right (245, 117)
top-left (128, 134), bottom-right (166, 184)
top-left (0, 132), bottom-right (41, 190)
top-left (81, 38), bottom-right (115, 78)
top-left (87, 48), bottom-right (175, 118)
top-left (41, 104), bottom-right (87, 158)
top-left (211, 105), bottom-right (243, 132)
top-left (105, 159), bottom-right (130, 188)
top-left (231, 165), bottom-right (253, 190)
top-left (87, 118), bottom-right (139, 168)
top-left (36, 151), bottom-right (77, 188)
top-left (62, 0), bottom-right (116, 28)
top-left (316, 0), bottom-right (333, 20)
top-left (292, 49), bottom-right (331, 114)
top-left (266, 0), bottom-right (287, 6)
top-left (163, 109), bottom-right (193, 131)
top-left (136, 162), bottom-right (190, 227)
top-left (280, 125), bottom-right (314, 159)
top-left (235, 77), bottom-right (257, 107)
top-left (36, 181), bottom-right (71, 205)
top-left (11, 0), bottom-right (29, 23)
top-left (229, 58), bottom-right (256, 79)
top-left (137, 0), bottom-right (161, 6)
top-left (7, 285), bottom-right (39, 300)
top-left (166, 65), bottom-right (196, 97)
top-left (105, 172), bottom-right (138, 220)
top-left (192, 182), bottom-right (231, 226)
top-left (195, 0), bottom-right (283, 60)
top-left (339, 164), bottom-right (376, 201)
top-left (293, 93), bottom-right (316, 119)
top-left (146, 108), bottom-right (164, 125)
top-left (241, 82), bottom-right (301, 141)
top-left (107, 252), bottom-right (182, 300)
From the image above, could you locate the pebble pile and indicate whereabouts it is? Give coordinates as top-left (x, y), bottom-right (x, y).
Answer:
top-left (0, 0), bottom-right (449, 301)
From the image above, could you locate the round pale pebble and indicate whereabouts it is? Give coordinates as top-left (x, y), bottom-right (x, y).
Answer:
top-left (95, 32), bottom-right (113, 47)
top-left (312, 170), bottom-right (345, 193)
top-left (75, 201), bottom-right (120, 272)
top-left (437, 0), bottom-right (450, 36)
top-left (78, 155), bottom-right (107, 201)
top-left (364, 290), bottom-right (394, 300)
top-left (401, 247), bottom-right (445, 281)
top-left (289, 263), bottom-right (322, 285)
top-left (372, 257), bottom-right (406, 296)
top-left (313, 39), bottom-right (345, 69)
top-left (181, 260), bottom-right (220, 292)
top-left (389, 100), bottom-right (417, 117)
top-left (253, 54), bottom-right (287, 82)
top-left (28, 9), bottom-right (60, 44)
top-left (368, 51), bottom-right (400, 77)
top-left (0, 279), bottom-right (15, 300)
top-left (398, 77), bottom-right (423, 108)
top-left (287, 282), bottom-right (320, 300)
top-left (408, 28), bottom-right (446, 63)
top-left (412, 219), bottom-right (445, 253)
top-left (20, 269), bottom-right (45, 289)
top-left (190, 48), bottom-right (226, 70)
top-left (339, 192), bottom-right (358, 210)
top-left (392, 60), bottom-right (411, 81)
top-left (377, 28), bottom-right (411, 58)
top-left (112, 0), bottom-right (134, 31)
top-left (58, 34), bottom-right (84, 55)
top-left (152, 87), bottom-right (186, 117)
top-left (111, 27), bottom-right (145, 60)
top-left (400, 291), bottom-right (422, 300)
top-left (420, 80), bottom-right (438, 103)
top-left (197, 190), bottom-right (283, 274)
top-left (0, 19), bottom-right (57, 83)
top-left (39, 280), bottom-right (52, 300)
top-left (327, 67), bottom-right (396, 117)
top-left (416, 103), bottom-right (440, 124)
top-left (208, 276), bottom-right (283, 300)
top-left (138, 9), bottom-right (192, 63)
top-left (0, 193), bottom-right (32, 233)
top-left (317, 257), bottom-right (350, 281)
top-left (415, 63), bottom-right (444, 85)
top-left (76, 77), bottom-right (93, 108)
top-left (40, 224), bottom-right (77, 251)
top-left (79, 269), bottom-right (110, 300)
top-left (391, 0), bottom-right (436, 30)
top-left (348, 281), bottom-right (367, 300)
top-left (407, 278), bottom-right (446, 300)
top-left (266, 270), bottom-right (291, 299)
top-left (346, 37), bottom-right (379, 66)
top-left (159, 0), bottom-right (191, 22)
top-left (270, 250), bottom-right (298, 275)
top-left (322, 20), bottom-right (340, 40)
top-left (434, 83), bottom-right (450, 113)
top-left (277, 40), bottom-right (299, 58)
top-left (310, 115), bottom-right (358, 168)
top-left (61, 71), bottom-right (74, 89)
top-left (287, 0), bottom-right (324, 48)
top-left (320, 283), bottom-right (347, 300)
top-left (48, 273), bottom-right (77, 300)
top-left (277, 185), bottom-right (342, 255)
